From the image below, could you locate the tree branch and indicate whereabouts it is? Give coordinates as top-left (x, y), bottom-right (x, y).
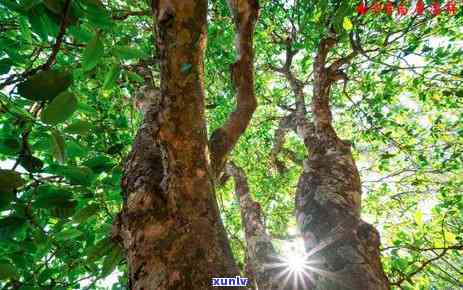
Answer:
top-left (112, 10), bottom-right (150, 20)
top-left (390, 249), bottom-right (449, 287)
top-left (269, 113), bottom-right (296, 173)
top-left (225, 162), bottom-right (283, 289)
top-left (267, 40), bottom-right (314, 142)
top-left (0, 0), bottom-right (72, 88)
top-left (43, 0), bottom-right (72, 70)
top-left (311, 33), bottom-right (337, 128)
top-left (209, 0), bottom-right (259, 176)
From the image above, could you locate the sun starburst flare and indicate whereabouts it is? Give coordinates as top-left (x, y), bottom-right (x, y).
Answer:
top-left (263, 236), bottom-right (348, 289)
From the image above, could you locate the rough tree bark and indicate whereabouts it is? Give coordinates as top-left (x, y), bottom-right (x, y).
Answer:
top-left (209, 0), bottom-right (259, 176)
top-left (226, 162), bottom-right (294, 290)
top-left (272, 33), bottom-right (390, 289)
top-left (298, 36), bottom-right (389, 290)
top-left (112, 1), bottom-right (259, 289)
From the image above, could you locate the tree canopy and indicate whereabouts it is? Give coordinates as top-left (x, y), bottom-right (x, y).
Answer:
top-left (0, 0), bottom-right (462, 289)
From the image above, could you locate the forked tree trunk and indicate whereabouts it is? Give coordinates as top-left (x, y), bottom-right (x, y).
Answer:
top-left (112, 1), bottom-right (239, 288)
top-left (112, 0), bottom-right (259, 289)
top-left (294, 36), bottom-right (390, 290)
top-left (270, 33), bottom-right (390, 289)
top-left (113, 0), bottom-right (388, 288)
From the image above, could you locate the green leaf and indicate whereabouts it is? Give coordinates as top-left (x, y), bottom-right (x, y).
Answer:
top-left (81, 0), bottom-right (112, 29)
top-left (55, 228), bottom-right (82, 241)
top-left (127, 71), bottom-right (144, 83)
top-left (414, 210), bottom-right (423, 227)
top-left (101, 245), bottom-right (122, 277)
top-left (50, 129), bottom-right (66, 164)
top-left (342, 17), bottom-right (353, 31)
top-left (11, 253), bottom-right (27, 273)
top-left (68, 25), bottom-right (93, 43)
top-left (113, 46), bottom-right (145, 60)
top-left (19, 17), bottom-right (32, 43)
top-left (0, 216), bottom-right (26, 241)
top-left (17, 70), bottom-right (73, 101)
top-left (0, 59), bottom-right (12, 75)
top-left (37, 268), bottom-right (53, 284)
top-left (102, 64), bottom-right (121, 90)
top-left (35, 185), bottom-right (73, 208)
top-left (66, 140), bottom-right (88, 158)
top-left (26, 4), bottom-right (59, 42)
top-left (41, 92), bottom-right (78, 125)
top-left (72, 204), bottom-right (99, 223)
top-left (0, 0), bottom-right (25, 14)
top-left (0, 170), bottom-right (25, 194)
top-left (86, 237), bottom-right (114, 262)
top-left (82, 33), bottom-right (104, 71)
top-left (0, 137), bottom-right (21, 155)
top-left (83, 155), bottom-right (115, 174)
top-left (0, 93), bottom-right (33, 119)
top-left (64, 120), bottom-right (93, 135)
top-left (43, 0), bottom-right (64, 14)
top-left (77, 102), bottom-right (97, 115)
top-left (21, 0), bottom-right (44, 11)
top-left (0, 261), bottom-right (19, 280)
top-left (60, 166), bottom-right (95, 186)
top-left (35, 185), bottom-right (76, 218)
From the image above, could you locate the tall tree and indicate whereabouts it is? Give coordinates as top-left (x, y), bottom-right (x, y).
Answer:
top-left (269, 33), bottom-right (389, 290)
top-left (265, 2), bottom-right (389, 287)
top-left (1, 0), bottom-right (463, 289)
top-left (112, 0), bottom-right (259, 288)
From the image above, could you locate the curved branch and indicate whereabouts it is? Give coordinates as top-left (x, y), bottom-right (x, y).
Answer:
top-left (0, 0), bottom-right (72, 88)
top-left (269, 114), bottom-right (296, 172)
top-left (209, 0), bottom-right (259, 176)
top-left (312, 35), bottom-right (337, 128)
top-left (268, 38), bottom-right (315, 144)
top-left (226, 162), bottom-right (292, 290)
top-left (390, 249), bottom-right (449, 287)
top-left (43, 0), bottom-right (72, 70)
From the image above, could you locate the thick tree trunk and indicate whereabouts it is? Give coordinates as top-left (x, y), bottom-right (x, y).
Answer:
top-left (294, 37), bottom-right (390, 290)
top-left (270, 33), bottom-right (390, 289)
top-left (112, 1), bottom-right (239, 289)
top-left (112, 0), bottom-right (259, 289)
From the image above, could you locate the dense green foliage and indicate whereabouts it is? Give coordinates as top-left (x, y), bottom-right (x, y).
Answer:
top-left (0, 0), bottom-right (462, 289)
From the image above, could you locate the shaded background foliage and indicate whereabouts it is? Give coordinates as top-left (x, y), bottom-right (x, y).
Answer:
top-left (0, 0), bottom-right (462, 289)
